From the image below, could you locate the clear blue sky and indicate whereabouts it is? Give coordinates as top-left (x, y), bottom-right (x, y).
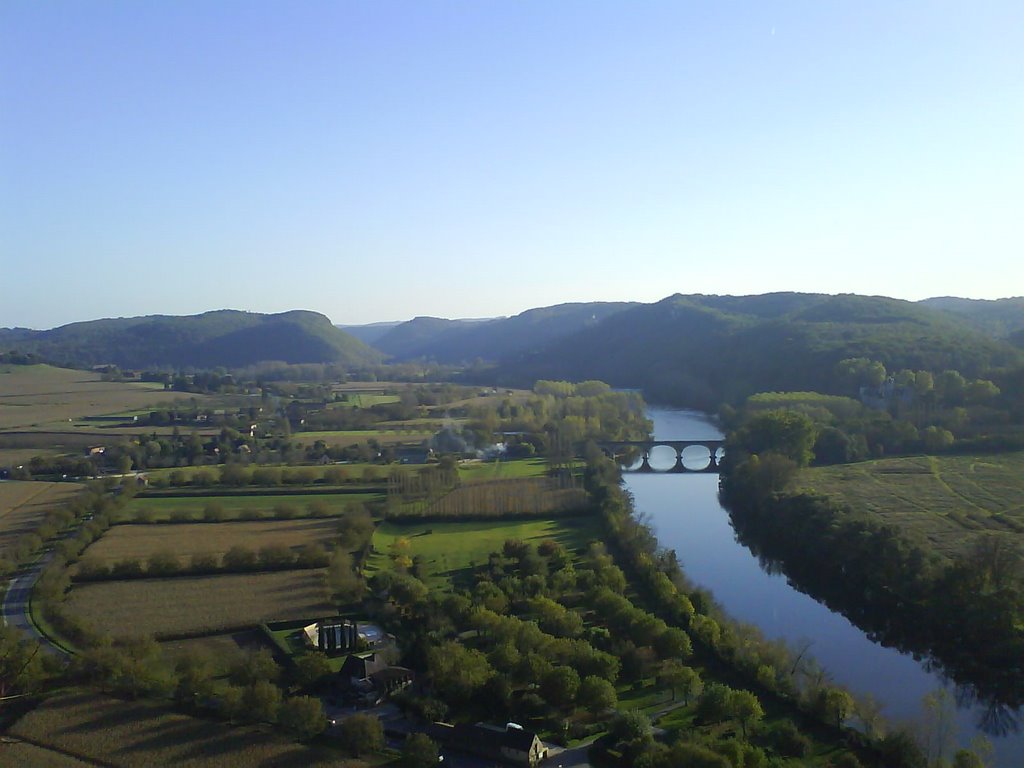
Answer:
top-left (2, 1), bottom-right (1022, 329)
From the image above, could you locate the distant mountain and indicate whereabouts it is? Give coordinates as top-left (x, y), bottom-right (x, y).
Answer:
top-left (493, 293), bottom-right (1024, 408)
top-left (373, 302), bottom-right (638, 362)
top-left (918, 296), bottom-right (1024, 339)
top-left (336, 321), bottom-right (404, 346)
top-left (0, 310), bottom-right (381, 370)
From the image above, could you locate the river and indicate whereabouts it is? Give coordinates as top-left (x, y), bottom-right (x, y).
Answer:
top-left (623, 406), bottom-right (1022, 766)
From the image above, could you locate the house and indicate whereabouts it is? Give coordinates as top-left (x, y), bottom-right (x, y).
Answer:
top-left (303, 618), bottom-right (360, 655)
top-left (337, 652), bottom-right (414, 704)
top-left (427, 722), bottom-right (548, 766)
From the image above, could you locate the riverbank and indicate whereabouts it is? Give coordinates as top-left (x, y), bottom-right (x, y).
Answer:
top-left (632, 407), bottom-right (1022, 766)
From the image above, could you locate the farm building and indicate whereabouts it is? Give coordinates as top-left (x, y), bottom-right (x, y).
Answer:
top-left (337, 652), bottom-right (414, 705)
top-left (427, 722), bottom-right (548, 766)
top-left (301, 618), bottom-right (391, 655)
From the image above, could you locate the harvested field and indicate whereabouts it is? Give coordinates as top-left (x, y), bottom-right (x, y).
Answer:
top-left (798, 451), bottom-right (1024, 559)
top-left (0, 740), bottom-right (94, 767)
top-left (64, 570), bottom-right (332, 638)
top-left (123, 491), bottom-right (379, 521)
top-left (159, 631), bottom-right (264, 674)
top-left (0, 364), bottom-right (206, 431)
top-left (6, 690), bottom-right (347, 767)
top-left (0, 480), bottom-right (83, 555)
top-left (80, 519), bottom-right (343, 566)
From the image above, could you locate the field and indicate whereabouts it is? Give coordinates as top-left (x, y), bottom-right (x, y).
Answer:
top-left (158, 630), bottom-right (265, 674)
top-left (64, 569), bottom-right (333, 638)
top-left (0, 741), bottom-right (93, 767)
top-left (457, 457), bottom-right (549, 482)
top-left (0, 364), bottom-right (208, 432)
top-left (366, 515), bottom-right (603, 587)
top-left (5, 691), bottom-right (348, 767)
top-left (123, 491), bottom-right (380, 521)
top-left (290, 429), bottom-right (433, 446)
top-left (0, 480), bottom-right (83, 554)
top-left (77, 519), bottom-right (344, 566)
top-left (798, 451), bottom-right (1024, 559)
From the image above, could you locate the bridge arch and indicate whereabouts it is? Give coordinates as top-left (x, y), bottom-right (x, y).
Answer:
top-left (599, 439), bottom-right (725, 474)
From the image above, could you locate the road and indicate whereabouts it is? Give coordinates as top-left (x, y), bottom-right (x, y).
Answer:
top-left (1, 549), bottom-right (67, 655)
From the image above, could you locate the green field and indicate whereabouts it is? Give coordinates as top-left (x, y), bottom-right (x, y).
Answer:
top-left (366, 515), bottom-right (603, 587)
top-left (290, 429), bottom-right (433, 446)
top-left (798, 451), bottom-right (1024, 559)
top-left (123, 491), bottom-right (380, 521)
top-left (457, 457), bottom-right (549, 482)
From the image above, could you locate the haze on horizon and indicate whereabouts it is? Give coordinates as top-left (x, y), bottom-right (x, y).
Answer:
top-left (2, 1), bottom-right (1022, 330)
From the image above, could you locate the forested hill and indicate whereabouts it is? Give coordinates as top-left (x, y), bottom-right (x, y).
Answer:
top-left (491, 293), bottom-right (1024, 408)
top-left (371, 302), bottom-right (638, 362)
top-left (0, 310), bottom-right (382, 370)
top-left (919, 296), bottom-right (1024, 341)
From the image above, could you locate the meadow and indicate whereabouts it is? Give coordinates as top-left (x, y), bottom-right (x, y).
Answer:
top-left (0, 480), bottom-right (82, 554)
top-left (457, 457), bottom-right (549, 481)
top-left (366, 515), bottom-right (603, 587)
top-left (5, 691), bottom-right (350, 768)
top-left (798, 451), bottom-right (1024, 559)
top-left (77, 519), bottom-right (344, 567)
top-left (290, 428), bottom-right (433, 446)
top-left (63, 569), bottom-right (333, 638)
top-left (123, 491), bottom-right (380, 521)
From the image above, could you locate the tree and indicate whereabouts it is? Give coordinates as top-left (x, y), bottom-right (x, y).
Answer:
top-left (427, 641), bottom-right (494, 701)
top-left (243, 679), bottom-right (281, 723)
top-left (821, 687), bottom-right (854, 730)
top-left (401, 733), bottom-right (441, 768)
top-left (577, 675), bottom-right (617, 714)
top-left (231, 648), bottom-right (280, 685)
top-left (540, 666), bottom-right (580, 710)
top-left (339, 712), bottom-right (384, 757)
top-left (658, 660), bottom-right (701, 703)
top-left (278, 695), bottom-right (327, 741)
top-left (174, 648), bottom-right (216, 706)
top-left (728, 688), bottom-right (764, 737)
top-left (293, 652), bottom-right (332, 688)
top-left (147, 549), bottom-right (180, 576)
top-left (731, 410), bottom-right (817, 466)
top-left (0, 626), bottom-right (45, 699)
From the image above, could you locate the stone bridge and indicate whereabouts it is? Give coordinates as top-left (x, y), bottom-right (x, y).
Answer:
top-left (600, 439), bottom-right (726, 473)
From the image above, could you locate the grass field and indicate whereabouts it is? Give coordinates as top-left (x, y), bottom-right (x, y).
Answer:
top-left (78, 519), bottom-right (345, 567)
top-left (159, 630), bottom-right (264, 674)
top-left (366, 515), bottom-right (603, 587)
top-left (290, 429), bottom-right (433, 446)
top-left (798, 451), bottom-right (1024, 559)
top-left (5, 691), bottom-right (348, 768)
top-left (0, 364), bottom-right (209, 432)
top-left (0, 480), bottom-right (83, 555)
top-left (457, 457), bottom-right (549, 482)
top-left (123, 491), bottom-right (380, 521)
top-left (64, 569), bottom-right (333, 638)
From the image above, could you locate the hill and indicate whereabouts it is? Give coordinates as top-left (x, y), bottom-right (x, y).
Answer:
top-left (494, 293), bottom-right (1024, 408)
top-left (373, 302), bottom-right (638, 362)
top-left (918, 296), bottom-right (1024, 340)
top-left (0, 310), bottom-right (381, 370)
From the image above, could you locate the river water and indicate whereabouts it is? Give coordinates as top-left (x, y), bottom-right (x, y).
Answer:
top-left (623, 406), bottom-right (1022, 766)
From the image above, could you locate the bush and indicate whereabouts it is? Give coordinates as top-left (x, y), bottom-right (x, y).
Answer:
top-left (767, 719), bottom-right (810, 758)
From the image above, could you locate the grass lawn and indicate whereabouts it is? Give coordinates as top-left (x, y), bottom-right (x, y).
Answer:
top-left (798, 451), bottom-right (1024, 559)
top-left (5, 690), bottom-right (349, 767)
top-left (122, 491), bottom-right (380, 521)
top-left (64, 569), bottom-right (333, 639)
top-left (366, 515), bottom-right (603, 588)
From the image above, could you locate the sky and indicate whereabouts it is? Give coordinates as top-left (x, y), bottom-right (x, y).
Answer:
top-left (2, 1), bottom-right (1023, 329)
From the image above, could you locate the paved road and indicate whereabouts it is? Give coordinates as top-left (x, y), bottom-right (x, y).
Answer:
top-left (1, 549), bottom-right (67, 655)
